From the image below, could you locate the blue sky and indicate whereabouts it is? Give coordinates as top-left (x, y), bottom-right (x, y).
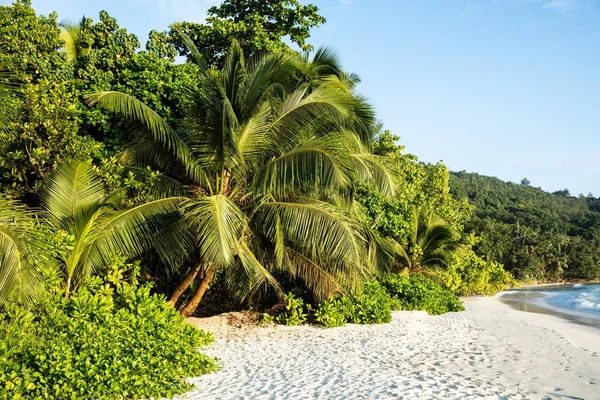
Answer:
top-left (7, 0), bottom-right (600, 195)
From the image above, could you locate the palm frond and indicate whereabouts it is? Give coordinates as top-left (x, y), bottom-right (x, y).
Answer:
top-left (281, 246), bottom-right (346, 302)
top-left (252, 198), bottom-right (366, 268)
top-left (85, 91), bottom-right (192, 166)
top-left (182, 195), bottom-right (246, 266)
top-left (43, 161), bottom-right (106, 229)
top-left (233, 238), bottom-right (283, 301)
top-left (252, 133), bottom-right (353, 197)
top-left (0, 198), bottom-right (57, 307)
top-left (175, 29), bottom-right (206, 67)
top-left (87, 197), bottom-right (191, 275)
top-left (59, 25), bottom-right (78, 60)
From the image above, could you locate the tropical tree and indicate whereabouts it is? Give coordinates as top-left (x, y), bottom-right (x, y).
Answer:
top-left (168, 0), bottom-right (325, 66)
top-left (0, 58), bottom-right (18, 134)
top-left (58, 17), bottom-right (89, 61)
top-left (42, 161), bottom-right (190, 299)
top-left (0, 196), bottom-right (58, 307)
top-left (87, 41), bottom-right (399, 316)
top-left (397, 212), bottom-right (462, 274)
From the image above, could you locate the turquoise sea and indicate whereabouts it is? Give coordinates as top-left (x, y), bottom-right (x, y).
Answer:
top-left (500, 283), bottom-right (600, 330)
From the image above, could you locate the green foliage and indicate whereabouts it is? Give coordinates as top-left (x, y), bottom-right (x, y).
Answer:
top-left (313, 299), bottom-right (347, 327)
top-left (360, 129), bottom-right (473, 244)
top-left (438, 235), bottom-right (515, 296)
top-left (0, 197), bottom-right (59, 307)
top-left (451, 171), bottom-right (600, 281)
top-left (338, 280), bottom-right (393, 324)
top-left (42, 161), bottom-right (190, 298)
top-left (313, 280), bottom-right (392, 327)
top-left (0, 79), bottom-right (100, 194)
top-left (168, 0), bottom-right (326, 66)
top-left (0, 0), bottom-right (67, 82)
top-left (380, 274), bottom-right (464, 315)
top-left (88, 41), bottom-right (395, 316)
top-left (259, 312), bottom-right (275, 326)
top-left (0, 258), bottom-right (218, 399)
top-left (274, 292), bottom-right (307, 326)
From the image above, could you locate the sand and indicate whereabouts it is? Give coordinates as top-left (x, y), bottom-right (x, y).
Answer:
top-left (181, 295), bottom-right (600, 399)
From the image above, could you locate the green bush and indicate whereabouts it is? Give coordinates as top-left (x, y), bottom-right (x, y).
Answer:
top-left (314, 280), bottom-right (392, 327)
top-left (380, 274), bottom-right (464, 315)
top-left (313, 299), bottom-right (347, 328)
top-left (439, 237), bottom-right (515, 296)
top-left (341, 280), bottom-right (393, 324)
top-left (0, 264), bottom-right (218, 399)
top-left (274, 292), bottom-right (307, 326)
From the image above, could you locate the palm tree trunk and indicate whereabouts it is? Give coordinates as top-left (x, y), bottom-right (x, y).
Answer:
top-left (64, 276), bottom-right (72, 300)
top-left (180, 264), bottom-right (217, 317)
top-left (168, 264), bottom-right (202, 306)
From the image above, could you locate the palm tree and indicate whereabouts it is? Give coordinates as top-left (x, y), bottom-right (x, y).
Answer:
top-left (0, 197), bottom-right (58, 306)
top-left (42, 161), bottom-right (190, 299)
top-left (58, 18), bottom-right (89, 61)
top-left (86, 41), bottom-right (398, 316)
top-left (543, 234), bottom-right (569, 281)
top-left (397, 212), bottom-right (462, 274)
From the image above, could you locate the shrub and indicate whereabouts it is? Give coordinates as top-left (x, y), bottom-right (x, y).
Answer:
top-left (314, 280), bottom-right (392, 327)
top-left (313, 299), bottom-right (347, 328)
top-left (341, 280), bottom-right (393, 324)
top-left (274, 292), bottom-right (307, 326)
top-left (440, 241), bottom-right (515, 296)
top-left (380, 274), bottom-right (464, 315)
top-left (0, 262), bottom-right (218, 399)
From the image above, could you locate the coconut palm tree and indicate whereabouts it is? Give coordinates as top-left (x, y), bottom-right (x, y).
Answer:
top-left (42, 161), bottom-right (190, 299)
top-left (0, 197), bottom-right (58, 306)
top-left (86, 41), bottom-right (399, 316)
top-left (397, 212), bottom-right (462, 274)
top-left (59, 18), bottom-right (89, 61)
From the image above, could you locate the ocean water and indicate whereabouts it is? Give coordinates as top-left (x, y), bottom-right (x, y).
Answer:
top-left (500, 283), bottom-right (600, 330)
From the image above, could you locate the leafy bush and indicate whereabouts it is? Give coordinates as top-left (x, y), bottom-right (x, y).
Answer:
top-left (274, 292), bottom-right (307, 326)
top-left (313, 299), bottom-right (347, 328)
top-left (0, 262), bottom-right (218, 399)
top-left (439, 236), bottom-right (515, 296)
top-left (314, 280), bottom-right (393, 327)
top-left (380, 274), bottom-right (464, 315)
top-left (340, 280), bottom-right (393, 324)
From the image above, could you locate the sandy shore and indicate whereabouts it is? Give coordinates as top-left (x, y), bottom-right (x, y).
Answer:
top-left (181, 295), bottom-right (600, 399)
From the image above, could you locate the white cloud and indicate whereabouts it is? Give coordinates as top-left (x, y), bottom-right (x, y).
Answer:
top-left (541, 0), bottom-right (578, 12)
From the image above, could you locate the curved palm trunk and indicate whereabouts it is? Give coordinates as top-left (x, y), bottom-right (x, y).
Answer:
top-left (168, 264), bottom-right (202, 306)
top-left (180, 264), bottom-right (217, 317)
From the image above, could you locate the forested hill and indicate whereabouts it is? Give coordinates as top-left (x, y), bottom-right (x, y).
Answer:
top-left (449, 171), bottom-right (600, 281)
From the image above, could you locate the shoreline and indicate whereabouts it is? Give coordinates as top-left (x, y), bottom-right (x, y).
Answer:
top-left (182, 295), bottom-right (600, 399)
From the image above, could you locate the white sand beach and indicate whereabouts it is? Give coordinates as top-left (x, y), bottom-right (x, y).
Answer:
top-left (183, 295), bottom-right (600, 399)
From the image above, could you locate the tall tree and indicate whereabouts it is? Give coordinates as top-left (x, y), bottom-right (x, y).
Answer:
top-left (88, 41), bottom-right (398, 316)
top-left (165, 0), bottom-right (325, 66)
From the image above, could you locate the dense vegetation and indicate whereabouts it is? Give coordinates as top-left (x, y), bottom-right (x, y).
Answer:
top-left (0, 259), bottom-right (217, 399)
top-left (2, 0), bottom-right (589, 397)
top-left (451, 171), bottom-right (600, 281)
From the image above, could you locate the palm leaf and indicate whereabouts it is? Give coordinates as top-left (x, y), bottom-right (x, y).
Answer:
top-left (0, 198), bottom-right (57, 306)
top-left (43, 161), bottom-right (106, 229)
top-left (87, 197), bottom-right (190, 275)
top-left (182, 194), bottom-right (246, 266)
top-left (252, 198), bottom-right (366, 268)
top-left (85, 91), bottom-right (192, 166)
